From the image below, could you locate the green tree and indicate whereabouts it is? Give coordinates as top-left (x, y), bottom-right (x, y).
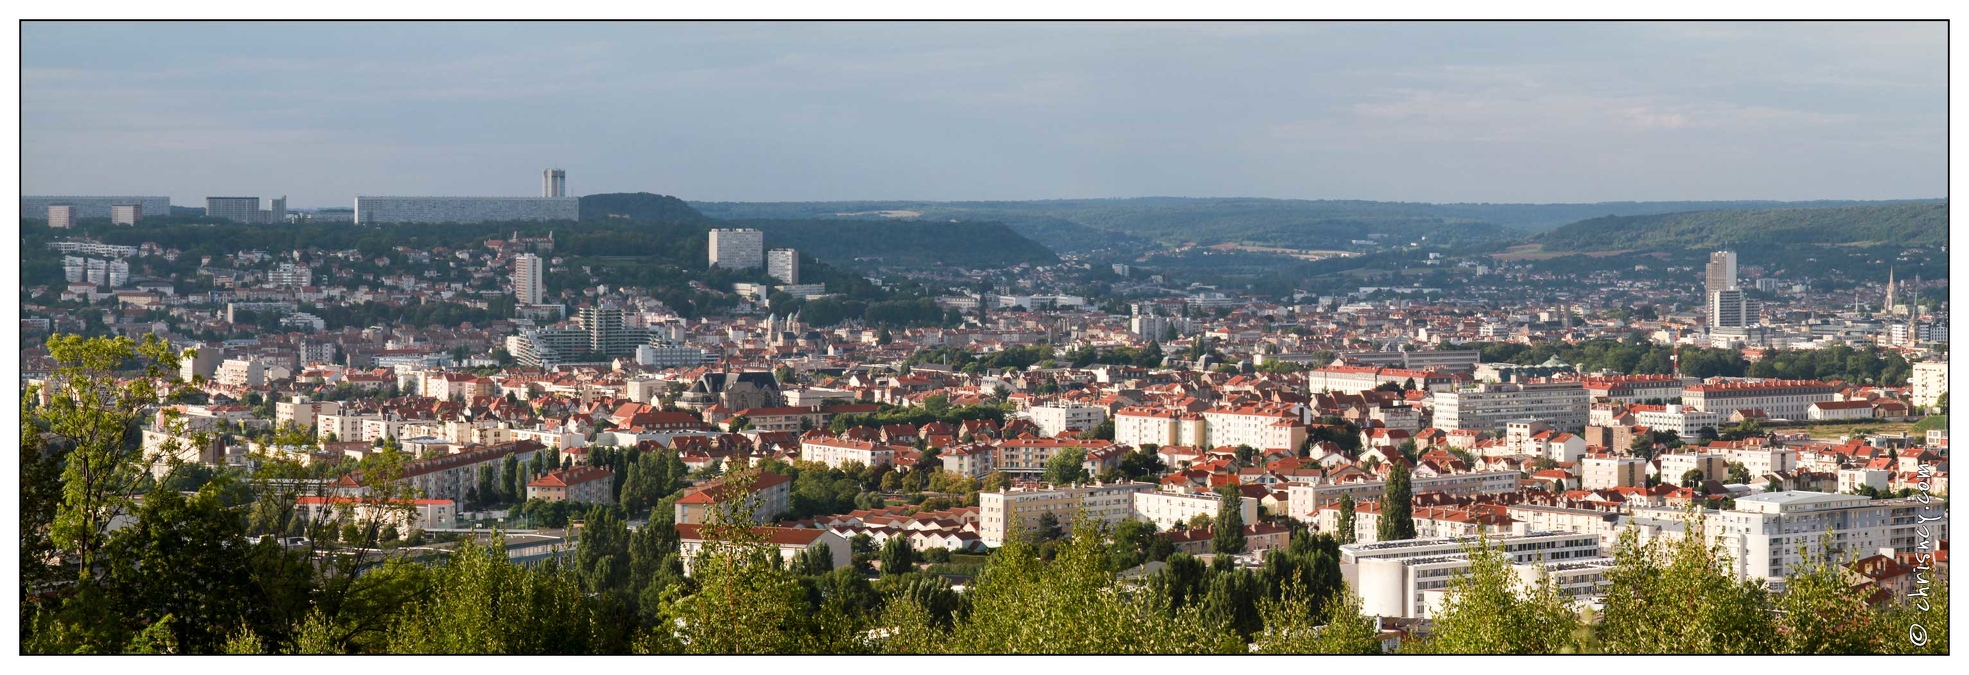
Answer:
top-left (879, 535), bottom-right (918, 577)
top-left (1213, 485), bottom-right (1246, 555)
top-left (1727, 462), bottom-right (1752, 485)
top-left (1043, 447), bottom-right (1090, 486)
top-left (1333, 494), bottom-right (1358, 544)
top-left (1416, 535), bottom-right (1580, 654)
top-left (1598, 514), bottom-right (1777, 653)
top-left (1377, 463), bottom-right (1416, 542)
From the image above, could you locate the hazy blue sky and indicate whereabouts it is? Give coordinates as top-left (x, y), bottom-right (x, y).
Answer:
top-left (22, 21), bottom-right (1945, 208)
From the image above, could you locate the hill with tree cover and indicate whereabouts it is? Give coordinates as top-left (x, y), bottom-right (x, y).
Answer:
top-left (1532, 202), bottom-right (1948, 252)
top-left (693, 197), bottom-right (1939, 254)
top-left (578, 192), bottom-right (708, 222)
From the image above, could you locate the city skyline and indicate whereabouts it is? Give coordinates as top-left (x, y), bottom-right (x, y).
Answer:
top-left (23, 21), bottom-right (1945, 208)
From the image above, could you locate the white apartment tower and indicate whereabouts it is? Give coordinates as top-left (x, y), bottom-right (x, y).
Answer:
top-left (514, 253), bottom-right (547, 306)
top-left (543, 168), bottom-right (566, 198)
top-left (1705, 250), bottom-right (1756, 329)
top-left (47, 205), bottom-right (76, 229)
top-left (110, 204), bottom-right (142, 225)
top-left (766, 248), bottom-right (801, 285)
top-left (709, 228), bottom-right (765, 269)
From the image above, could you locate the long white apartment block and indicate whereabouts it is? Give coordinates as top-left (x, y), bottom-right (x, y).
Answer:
top-left (1285, 470), bottom-right (1523, 522)
top-left (977, 482), bottom-right (1157, 547)
top-left (354, 196), bottom-right (579, 224)
top-left (1342, 530), bottom-right (1609, 619)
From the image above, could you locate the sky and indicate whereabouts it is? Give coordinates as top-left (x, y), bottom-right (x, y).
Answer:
top-left (21, 21), bottom-right (1947, 208)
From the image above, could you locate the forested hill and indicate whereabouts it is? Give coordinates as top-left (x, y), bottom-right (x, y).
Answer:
top-left (737, 219), bottom-right (1058, 269)
top-left (691, 197), bottom-right (1939, 254)
top-left (578, 192), bottom-right (707, 222)
top-left (1531, 202), bottom-right (1948, 252)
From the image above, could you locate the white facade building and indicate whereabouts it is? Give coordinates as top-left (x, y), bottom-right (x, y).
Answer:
top-left (514, 253), bottom-right (547, 306)
top-left (1133, 488), bottom-right (1259, 532)
top-left (354, 196), bottom-right (579, 224)
top-left (1912, 361), bottom-right (1948, 409)
top-left (977, 482), bottom-right (1157, 547)
top-left (1027, 403), bottom-right (1108, 438)
top-left (1632, 405), bottom-right (1725, 437)
top-left (766, 248), bottom-right (800, 285)
top-left (1432, 381), bottom-right (1590, 432)
top-left (709, 228), bottom-right (765, 269)
top-left (1706, 492), bottom-right (1947, 591)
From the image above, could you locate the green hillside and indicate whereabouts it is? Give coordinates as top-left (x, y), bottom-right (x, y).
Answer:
top-left (693, 197), bottom-right (1940, 254)
top-left (1533, 202), bottom-right (1948, 252)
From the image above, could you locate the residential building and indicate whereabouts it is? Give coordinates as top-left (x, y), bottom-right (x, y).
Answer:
top-left (1911, 361), bottom-right (1947, 409)
top-left (801, 437), bottom-right (902, 469)
top-left (709, 228), bottom-right (765, 269)
top-left (1580, 455), bottom-right (1648, 489)
top-left (47, 205), bottom-right (76, 229)
top-left (353, 196), bottom-right (579, 223)
top-left (110, 203), bottom-right (142, 225)
top-left (977, 482), bottom-right (1157, 547)
top-left (526, 466), bottom-right (616, 504)
top-left (1705, 492), bottom-right (1948, 591)
top-left (674, 471), bottom-right (793, 524)
top-left (1285, 471), bottom-right (1522, 522)
top-left (1633, 405), bottom-right (1725, 437)
top-left (205, 197), bottom-right (263, 223)
top-left (23, 196), bottom-right (171, 221)
top-left (542, 168), bottom-right (566, 197)
top-left (1432, 381), bottom-right (1590, 432)
top-left (514, 253), bottom-right (547, 305)
top-left (676, 525), bottom-right (851, 576)
top-left (1683, 380), bottom-right (1836, 420)
top-left (766, 248), bottom-right (800, 285)
top-left (1027, 402), bottom-right (1108, 438)
top-left (1133, 487), bottom-right (1259, 532)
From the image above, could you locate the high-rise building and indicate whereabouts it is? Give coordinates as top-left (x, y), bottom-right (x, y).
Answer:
top-left (110, 204), bottom-right (142, 225)
top-left (542, 168), bottom-right (566, 198)
top-left (22, 196), bottom-right (172, 221)
top-left (62, 256), bottom-right (86, 283)
top-left (1705, 250), bottom-right (1738, 296)
top-left (268, 196), bottom-right (288, 223)
top-left (206, 197), bottom-right (262, 223)
top-left (1708, 289), bottom-right (1755, 328)
top-left (47, 205), bottom-right (76, 229)
top-left (766, 248), bottom-right (800, 284)
top-left (709, 228), bottom-right (765, 269)
top-left (514, 253), bottom-right (547, 306)
top-left (107, 259), bottom-right (130, 287)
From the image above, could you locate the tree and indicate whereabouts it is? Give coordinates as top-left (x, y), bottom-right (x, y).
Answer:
top-left (1034, 512), bottom-right (1064, 543)
top-left (1377, 463), bottom-right (1416, 542)
top-left (1628, 434), bottom-right (1656, 459)
top-left (1681, 469), bottom-right (1706, 489)
top-left (727, 415), bottom-right (752, 431)
top-left (1598, 515), bottom-right (1776, 653)
top-left (1043, 448), bottom-right (1089, 486)
top-left (1333, 494), bottom-right (1357, 544)
top-left (792, 542), bottom-right (836, 576)
top-left (1727, 462), bottom-right (1752, 485)
top-left (879, 535), bottom-right (918, 577)
top-left (1213, 486), bottom-right (1246, 555)
top-left (1417, 535), bottom-right (1580, 654)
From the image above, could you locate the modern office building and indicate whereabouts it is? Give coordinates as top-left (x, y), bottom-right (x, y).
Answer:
top-left (47, 205), bottom-right (76, 229)
top-left (1708, 289), bottom-right (1756, 329)
top-left (110, 204), bottom-right (142, 225)
top-left (23, 196), bottom-right (172, 221)
top-left (1431, 381), bottom-right (1590, 432)
top-left (542, 168), bottom-right (566, 198)
top-left (353, 196), bottom-right (579, 224)
top-left (1705, 250), bottom-right (1738, 296)
top-left (709, 228), bottom-right (765, 269)
top-left (766, 248), bottom-right (800, 284)
top-left (514, 253), bottom-right (547, 306)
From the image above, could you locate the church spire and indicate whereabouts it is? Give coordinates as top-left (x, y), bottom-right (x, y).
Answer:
top-left (1885, 266), bottom-right (1897, 314)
